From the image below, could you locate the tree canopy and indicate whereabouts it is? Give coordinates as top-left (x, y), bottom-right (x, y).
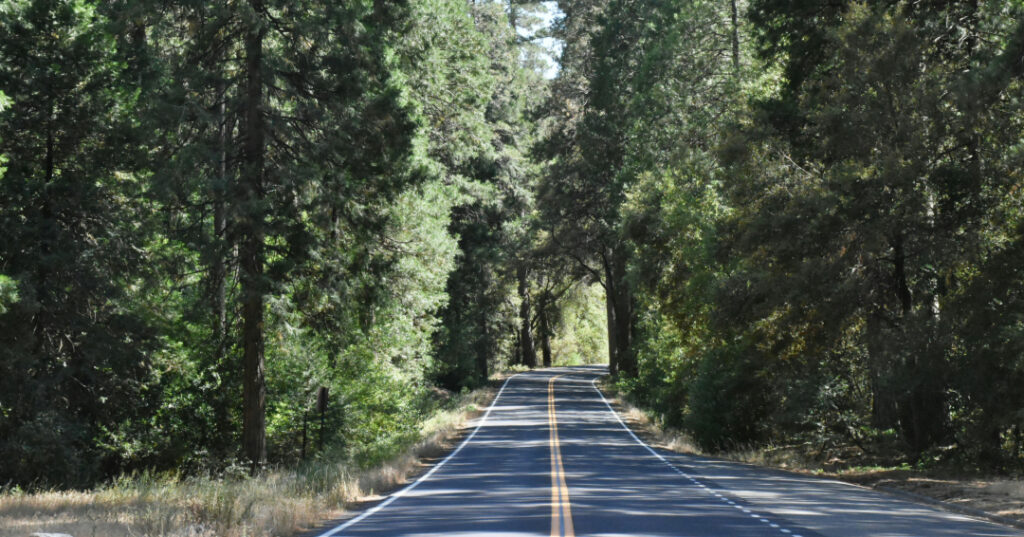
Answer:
top-left (3, 0), bottom-right (1024, 488)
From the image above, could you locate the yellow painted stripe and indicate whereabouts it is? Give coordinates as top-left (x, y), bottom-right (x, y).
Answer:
top-left (548, 375), bottom-right (575, 537)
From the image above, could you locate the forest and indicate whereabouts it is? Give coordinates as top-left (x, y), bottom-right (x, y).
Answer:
top-left (2, 0), bottom-right (1024, 501)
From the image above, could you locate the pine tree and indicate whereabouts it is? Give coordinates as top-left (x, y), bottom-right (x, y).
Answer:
top-left (0, 0), bottom-right (158, 486)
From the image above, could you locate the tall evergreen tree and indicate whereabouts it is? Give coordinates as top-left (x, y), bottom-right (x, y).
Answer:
top-left (433, 0), bottom-right (548, 387)
top-left (0, 0), bottom-right (158, 485)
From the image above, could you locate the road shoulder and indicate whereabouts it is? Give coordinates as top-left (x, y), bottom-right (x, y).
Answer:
top-left (595, 381), bottom-right (1024, 533)
top-left (295, 373), bottom-right (514, 537)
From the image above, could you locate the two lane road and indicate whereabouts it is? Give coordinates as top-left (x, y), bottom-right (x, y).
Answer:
top-left (311, 366), bottom-right (1024, 537)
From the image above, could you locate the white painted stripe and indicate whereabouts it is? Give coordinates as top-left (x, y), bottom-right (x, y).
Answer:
top-left (314, 374), bottom-right (520, 537)
top-left (590, 378), bottom-right (683, 468)
top-left (590, 378), bottom-right (806, 537)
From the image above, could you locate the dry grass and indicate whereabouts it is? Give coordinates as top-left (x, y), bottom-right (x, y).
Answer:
top-left (603, 383), bottom-right (824, 470)
top-left (0, 386), bottom-right (496, 537)
top-left (616, 403), bottom-right (703, 455)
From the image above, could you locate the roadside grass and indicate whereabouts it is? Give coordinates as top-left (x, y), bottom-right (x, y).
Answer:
top-left (599, 380), bottom-right (1024, 525)
top-left (0, 383), bottom-right (498, 537)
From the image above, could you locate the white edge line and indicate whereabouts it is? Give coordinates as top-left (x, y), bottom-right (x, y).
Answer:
top-left (314, 374), bottom-right (519, 537)
top-left (590, 377), bottom-right (673, 464)
top-left (593, 385), bottom-right (866, 491)
top-left (590, 391), bottom-right (860, 493)
top-left (591, 378), bottom-right (811, 537)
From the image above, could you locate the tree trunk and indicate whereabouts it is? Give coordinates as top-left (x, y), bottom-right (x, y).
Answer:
top-left (518, 265), bottom-right (537, 368)
top-left (540, 292), bottom-right (552, 368)
top-left (966, 0), bottom-right (979, 56)
top-left (210, 65), bottom-right (233, 453)
top-left (241, 2), bottom-right (266, 472)
top-left (866, 313), bottom-right (897, 429)
top-left (730, 0), bottom-right (740, 74)
top-left (611, 288), bottom-right (636, 376)
top-left (604, 262), bottom-right (618, 376)
top-left (513, 329), bottom-right (522, 366)
top-left (508, 1), bottom-right (517, 33)
top-left (213, 77), bottom-right (228, 362)
top-left (890, 233), bottom-right (945, 453)
top-left (610, 246), bottom-right (636, 376)
top-left (34, 104), bottom-right (55, 357)
top-left (892, 234), bottom-right (912, 315)
top-left (476, 294), bottom-right (490, 379)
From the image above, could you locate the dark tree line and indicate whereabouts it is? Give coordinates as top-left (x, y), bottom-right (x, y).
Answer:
top-left (6, 0), bottom-right (1021, 490)
top-left (0, 0), bottom-right (599, 487)
top-left (541, 0), bottom-right (1024, 468)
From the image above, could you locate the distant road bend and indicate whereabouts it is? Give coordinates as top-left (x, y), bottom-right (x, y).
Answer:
top-left (310, 366), bottom-right (1024, 537)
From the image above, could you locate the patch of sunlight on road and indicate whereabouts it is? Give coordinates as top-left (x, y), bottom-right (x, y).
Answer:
top-left (490, 405), bottom-right (536, 412)
top-left (719, 488), bottom-right (785, 500)
top-left (474, 439), bottom-right (549, 448)
top-left (403, 528), bottom-right (548, 532)
top-left (585, 534), bottom-right (685, 537)
top-left (486, 418), bottom-right (546, 426)
top-left (770, 508), bottom-right (826, 517)
top-left (402, 488), bottom-right (474, 497)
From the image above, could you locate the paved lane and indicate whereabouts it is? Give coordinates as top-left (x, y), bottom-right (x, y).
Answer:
top-left (311, 366), bottom-right (1024, 537)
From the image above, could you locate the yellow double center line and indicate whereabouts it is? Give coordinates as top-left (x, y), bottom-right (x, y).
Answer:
top-left (548, 374), bottom-right (575, 537)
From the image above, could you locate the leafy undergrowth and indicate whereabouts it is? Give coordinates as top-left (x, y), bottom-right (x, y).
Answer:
top-left (600, 382), bottom-right (1024, 525)
top-left (0, 383), bottom-right (498, 537)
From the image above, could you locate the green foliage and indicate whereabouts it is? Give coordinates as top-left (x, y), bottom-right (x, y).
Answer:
top-left (555, 0), bottom-right (1024, 469)
top-left (549, 283), bottom-right (608, 365)
top-left (0, 0), bottom-right (552, 488)
top-left (0, 274), bottom-right (17, 314)
top-left (686, 344), bottom-right (770, 451)
top-left (7, 0), bottom-right (1024, 491)
top-left (0, 0), bottom-right (160, 486)
top-left (431, 0), bottom-right (550, 388)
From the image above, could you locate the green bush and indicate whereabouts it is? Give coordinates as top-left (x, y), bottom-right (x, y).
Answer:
top-left (686, 345), bottom-right (770, 452)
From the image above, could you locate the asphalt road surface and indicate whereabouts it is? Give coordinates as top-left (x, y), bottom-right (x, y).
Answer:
top-left (310, 366), bottom-right (1024, 537)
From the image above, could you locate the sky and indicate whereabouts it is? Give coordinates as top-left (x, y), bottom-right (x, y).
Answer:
top-left (517, 1), bottom-right (565, 79)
